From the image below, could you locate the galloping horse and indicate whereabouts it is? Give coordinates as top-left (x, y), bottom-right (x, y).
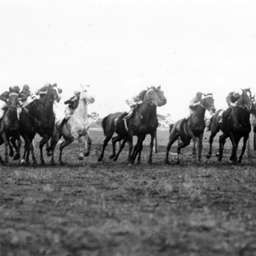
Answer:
top-left (111, 86), bottom-right (167, 164)
top-left (216, 89), bottom-right (252, 163)
top-left (165, 93), bottom-right (215, 164)
top-left (50, 84), bottom-right (95, 164)
top-left (19, 84), bottom-right (61, 165)
top-left (0, 91), bottom-right (21, 163)
top-left (97, 112), bottom-right (127, 162)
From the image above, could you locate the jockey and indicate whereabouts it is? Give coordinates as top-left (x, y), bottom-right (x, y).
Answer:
top-left (226, 90), bottom-right (241, 107)
top-left (19, 84), bottom-right (32, 106)
top-left (0, 86), bottom-right (21, 119)
top-left (184, 92), bottom-right (204, 120)
top-left (124, 90), bottom-right (145, 120)
top-left (219, 90), bottom-right (241, 123)
top-left (189, 92), bottom-right (204, 114)
top-left (59, 90), bottom-right (80, 129)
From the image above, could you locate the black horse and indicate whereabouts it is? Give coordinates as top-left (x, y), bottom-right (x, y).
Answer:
top-left (19, 84), bottom-right (61, 165)
top-left (165, 93), bottom-right (215, 164)
top-left (97, 112), bottom-right (128, 162)
top-left (208, 89), bottom-right (252, 164)
top-left (0, 90), bottom-right (21, 163)
top-left (98, 86), bottom-right (166, 164)
top-left (118, 86), bottom-right (166, 164)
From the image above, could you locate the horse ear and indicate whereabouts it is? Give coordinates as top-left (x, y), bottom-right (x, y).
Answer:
top-left (157, 85), bottom-right (161, 89)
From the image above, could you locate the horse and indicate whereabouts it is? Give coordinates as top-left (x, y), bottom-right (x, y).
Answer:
top-left (19, 84), bottom-right (61, 165)
top-left (97, 112), bottom-right (128, 162)
top-left (165, 93), bottom-right (215, 164)
top-left (0, 91), bottom-right (21, 163)
top-left (216, 89), bottom-right (252, 163)
top-left (112, 85), bottom-right (167, 164)
top-left (49, 84), bottom-right (95, 164)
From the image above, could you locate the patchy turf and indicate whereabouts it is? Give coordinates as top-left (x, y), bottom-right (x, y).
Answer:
top-left (1, 129), bottom-right (256, 255)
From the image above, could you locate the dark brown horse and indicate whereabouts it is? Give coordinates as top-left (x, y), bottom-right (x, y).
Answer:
top-left (165, 93), bottom-right (215, 164)
top-left (0, 91), bottom-right (21, 163)
top-left (97, 112), bottom-right (128, 162)
top-left (115, 86), bottom-right (166, 164)
top-left (19, 84), bottom-right (61, 165)
top-left (210, 89), bottom-right (252, 163)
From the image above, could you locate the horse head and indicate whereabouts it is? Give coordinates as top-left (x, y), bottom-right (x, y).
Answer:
top-left (143, 85), bottom-right (167, 107)
top-left (51, 83), bottom-right (62, 103)
top-left (237, 88), bottom-right (252, 111)
top-left (8, 92), bottom-right (19, 109)
top-left (79, 84), bottom-right (95, 105)
top-left (200, 93), bottom-right (215, 114)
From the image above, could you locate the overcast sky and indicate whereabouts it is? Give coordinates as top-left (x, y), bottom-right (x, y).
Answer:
top-left (0, 0), bottom-right (256, 120)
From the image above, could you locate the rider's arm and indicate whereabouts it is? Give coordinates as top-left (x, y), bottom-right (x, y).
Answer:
top-left (0, 92), bottom-right (9, 102)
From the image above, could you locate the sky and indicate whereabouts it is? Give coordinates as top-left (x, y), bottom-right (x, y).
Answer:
top-left (0, 0), bottom-right (256, 121)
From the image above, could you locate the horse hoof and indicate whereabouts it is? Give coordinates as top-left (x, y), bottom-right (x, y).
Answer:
top-left (84, 152), bottom-right (89, 157)
top-left (9, 152), bottom-right (14, 157)
top-left (165, 160), bottom-right (171, 165)
top-left (20, 159), bottom-right (26, 165)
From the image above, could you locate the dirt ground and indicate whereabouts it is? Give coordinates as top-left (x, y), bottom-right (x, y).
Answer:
top-left (1, 129), bottom-right (256, 256)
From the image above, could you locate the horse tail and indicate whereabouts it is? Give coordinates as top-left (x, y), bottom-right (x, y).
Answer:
top-left (101, 115), bottom-right (109, 136)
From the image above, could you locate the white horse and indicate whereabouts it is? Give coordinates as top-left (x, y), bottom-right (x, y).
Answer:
top-left (50, 84), bottom-right (95, 164)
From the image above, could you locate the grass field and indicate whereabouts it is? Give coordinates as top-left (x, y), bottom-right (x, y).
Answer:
top-left (1, 128), bottom-right (256, 256)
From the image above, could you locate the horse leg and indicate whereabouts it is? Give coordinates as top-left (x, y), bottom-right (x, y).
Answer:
top-left (110, 135), bottom-right (120, 159)
top-left (206, 130), bottom-right (218, 159)
top-left (48, 130), bottom-right (62, 165)
top-left (83, 132), bottom-right (92, 157)
top-left (177, 138), bottom-right (190, 164)
top-left (59, 137), bottom-right (74, 164)
top-left (218, 133), bottom-right (228, 161)
top-left (113, 137), bottom-right (128, 161)
top-left (229, 133), bottom-right (239, 163)
top-left (148, 132), bottom-right (156, 164)
top-left (11, 136), bottom-right (21, 160)
top-left (111, 134), bottom-right (125, 160)
top-left (239, 135), bottom-right (249, 163)
top-left (197, 134), bottom-right (203, 163)
top-left (2, 133), bottom-right (9, 163)
top-left (127, 134), bottom-right (134, 164)
top-left (39, 137), bottom-right (49, 165)
top-left (9, 138), bottom-right (14, 158)
top-left (165, 133), bottom-right (179, 165)
top-left (98, 133), bottom-right (113, 161)
top-left (154, 132), bottom-right (158, 154)
top-left (136, 135), bottom-right (146, 164)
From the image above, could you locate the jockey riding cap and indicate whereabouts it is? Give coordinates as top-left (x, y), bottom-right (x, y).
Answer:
top-left (9, 85), bottom-right (20, 93)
